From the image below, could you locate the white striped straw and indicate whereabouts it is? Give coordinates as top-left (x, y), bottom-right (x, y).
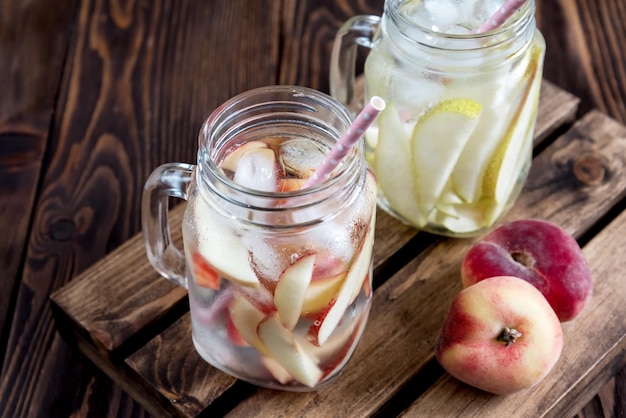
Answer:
top-left (475, 0), bottom-right (528, 33)
top-left (303, 96), bottom-right (385, 188)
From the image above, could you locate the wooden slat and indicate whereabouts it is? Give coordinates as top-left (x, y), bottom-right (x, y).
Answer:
top-left (223, 111), bottom-right (626, 417)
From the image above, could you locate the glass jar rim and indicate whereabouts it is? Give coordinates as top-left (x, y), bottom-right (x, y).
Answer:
top-left (385, 0), bottom-right (535, 50)
top-left (196, 85), bottom-right (361, 205)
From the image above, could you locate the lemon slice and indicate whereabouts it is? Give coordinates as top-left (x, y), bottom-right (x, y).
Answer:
top-left (374, 103), bottom-right (427, 227)
top-left (410, 98), bottom-right (482, 217)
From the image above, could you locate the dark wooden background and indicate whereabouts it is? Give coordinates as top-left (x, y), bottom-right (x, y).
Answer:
top-left (0, 0), bottom-right (624, 417)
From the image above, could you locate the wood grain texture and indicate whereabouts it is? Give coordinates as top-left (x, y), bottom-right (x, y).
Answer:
top-left (1, 0), bottom-right (281, 417)
top-left (51, 204), bottom-right (187, 352)
top-left (536, 1), bottom-right (626, 413)
top-left (279, 0), bottom-right (383, 90)
top-left (126, 314), bottom-right (239, 418)
top-left (3, 0), bottom-right (626, 416)
top-left (0, 0), bottom-right (76, 364)
top-left (537, 0), bottom-right (626, 124)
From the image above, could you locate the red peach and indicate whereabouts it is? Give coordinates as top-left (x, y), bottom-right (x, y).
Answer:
top-left (461, 218), bottom-right (592, 321)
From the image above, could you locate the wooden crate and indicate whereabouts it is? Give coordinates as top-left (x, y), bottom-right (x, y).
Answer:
top-left (51, 81), bottom-right (626, 417)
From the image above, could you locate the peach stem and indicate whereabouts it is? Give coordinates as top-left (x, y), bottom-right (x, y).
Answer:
top-left (497, 327), bottom-right (522, 346)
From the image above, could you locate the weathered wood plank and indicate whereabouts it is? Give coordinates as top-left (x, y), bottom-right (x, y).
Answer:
top-left (224, 110), bottom-right (626, 417)
top-left (0, 0), bottom-right (77, 365)
top-left (5, 0), bottom-right (282, 416)
top-left (278, 0), bottom-right (383, 91)
top-left (537, 1), bottom-right (626, 124)
top-left (126, 314), bottom-right (238, 418)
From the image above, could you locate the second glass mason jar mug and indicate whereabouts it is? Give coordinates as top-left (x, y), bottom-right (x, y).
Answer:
top-left (142, 86), bottom-right (377, 391)
top-left (330, 0), bottom-right (546, 237)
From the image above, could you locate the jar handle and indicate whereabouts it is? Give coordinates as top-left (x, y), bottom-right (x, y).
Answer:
top-left (142, 162), bottom-right (195, 288)
top-left (330, 15), bottom-right (381, 115)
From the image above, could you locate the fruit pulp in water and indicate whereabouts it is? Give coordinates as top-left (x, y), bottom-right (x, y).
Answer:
top-left (183, 135), bottom-right (376, 390)
top-left (363, 0), bottom-right (546, 236)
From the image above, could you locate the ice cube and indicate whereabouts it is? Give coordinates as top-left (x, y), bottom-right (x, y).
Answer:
top-left (279, 138), bottom-right (326, 179)
top-left (401, 0), bottom-right (433, 30)
top-left (240, 231), bottom-right (287, 282)
top-left (471, 0), bottom-right (505, 28)
top-left (233, 148), bottom-right (277, 192)
top-left (424, 0), bottom-right (462, 32)
top-left (391, 73), bottom-right (445, 119)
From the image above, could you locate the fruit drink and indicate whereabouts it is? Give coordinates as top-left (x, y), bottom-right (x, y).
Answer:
top-left (330, 0), bottom-right (545, 236)
top-left (182, 134), bottom-right (377, 390)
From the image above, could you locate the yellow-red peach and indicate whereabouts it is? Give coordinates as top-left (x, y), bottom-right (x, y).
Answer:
top-left (435, 276), bottom-right (563, 395)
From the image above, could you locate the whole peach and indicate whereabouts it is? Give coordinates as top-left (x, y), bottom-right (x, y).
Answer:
top-left (461, 218), bottom-right (592, 321)
top-left (435, 276), bottom-right (563, 395)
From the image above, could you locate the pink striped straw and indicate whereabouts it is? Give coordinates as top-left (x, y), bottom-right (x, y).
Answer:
top-left (304, 96), bottom-right (386, 188)
top-left (475, 0), bottom-right (528, 33)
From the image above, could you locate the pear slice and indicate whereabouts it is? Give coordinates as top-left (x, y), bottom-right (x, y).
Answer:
top-left (274, 254), bottom-right (315, 330)
top-left (482, 47), bottom-right (544, 207)
top-left (257, 315), bottom-right (323, 388)
top-left (410, 98), bottom-right (482, 217)
top-left (374, 103), bottom-right (427, 227)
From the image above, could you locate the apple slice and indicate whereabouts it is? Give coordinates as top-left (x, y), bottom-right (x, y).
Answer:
top-left (257, 315), bottom-right (323, 388)
top-left (274, 254), bottom-right (316, 330)
top-left (221, 141), bottom-right (268, 172)
top-left (309, 215), bottom-right (375, 346)
top-left (228, 293), bottom-right (270, 355)
top-left (195, 198), bottom-right (259, 288)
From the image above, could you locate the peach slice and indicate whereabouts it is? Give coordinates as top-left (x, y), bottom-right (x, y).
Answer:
top-left (228, 293), bottom-right (270, 356)
top-left (195, 199), bottom-right (260, 288)
top-left (257, 314), bottom-right (323, 388)
top-left (191, 252), bottom-right (220, 289)
top-left (308, 216), bottom-right (375, 346)
top-left (274, 254), bottom-right (316, 330)
top-left (225, 310), bottom-right (248, 347)
top-left (278, 178), bottom-right (307, 192)
top-left (221, 141), bottom-right (268, 172)
top-left (261, 356), bottom-right (293, 385)
top-left (301, 272), bottom-right (346, 316)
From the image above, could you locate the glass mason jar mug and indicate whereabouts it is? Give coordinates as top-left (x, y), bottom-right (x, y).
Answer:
top-left (142, 86), bottom-right (377, 391)
top-left (330, 0), bottom-right (546, 237)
